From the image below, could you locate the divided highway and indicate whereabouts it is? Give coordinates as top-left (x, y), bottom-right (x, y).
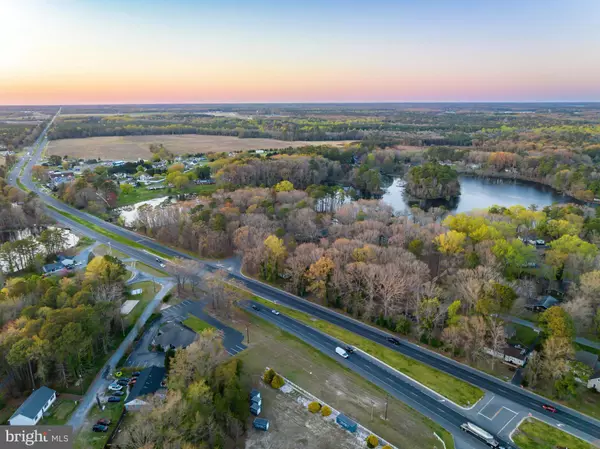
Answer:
top-left (11, 113), bottom-right (600, 446)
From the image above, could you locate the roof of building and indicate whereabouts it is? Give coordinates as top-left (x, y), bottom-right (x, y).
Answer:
top-left (10, 386), bottom-right (56, 421)
top-left (504, 346), bottom-right (527, 361)
top-left (42, 263), bottom-right (64, 273)
top-left (590, 367), bottom-right (600, 381)
top-left (576, 350), bottom-right (599, 369)
top-left (536, 295), bottom-right (559, 309)
top-left (126, 366), bottom-right (166, 403)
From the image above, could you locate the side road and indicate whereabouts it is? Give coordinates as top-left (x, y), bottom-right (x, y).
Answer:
top-left (67, 279), bottom-right (175, 431)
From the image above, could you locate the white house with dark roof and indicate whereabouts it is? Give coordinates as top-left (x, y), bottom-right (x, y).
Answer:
top-left (9, 386), bottom-right (56, 426)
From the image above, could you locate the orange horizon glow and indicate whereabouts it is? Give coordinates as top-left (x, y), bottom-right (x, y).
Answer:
top-left (1, 0), bottom-right (600, 105)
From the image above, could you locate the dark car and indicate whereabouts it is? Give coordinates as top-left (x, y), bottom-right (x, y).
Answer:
top-left (252, 305), bottom-right (260, 311)
top-left (112, 391), bottom-right (125, 397)
top-left (92, 424), bottom-right (109, 432)
top-left (132, 372), bottom-right (140, 377)
top-left (387, 337), bottom-right (401, 345)
top-left (97, 418), bottom-right (112, 426)
top-left (107, 396), bottom-right (121, 403)
top-left (542, 404), bottom-right (557, 413)
top-left (345, 346), bottom-right (355, 354)
top-left (117, 379), bottom-right (128, 386)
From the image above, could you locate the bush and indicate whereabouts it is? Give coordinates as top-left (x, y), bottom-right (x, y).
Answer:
top-left (263, 368), bottom-right (276, 384)
top-left (162, 293), bottom-right (172, 303)
top-left (395, 316), bottom-right (411, 335)
top-left (366, 435), bottom-right (379, 448)
top-left (308, 401), bottom-right (321, 413)
top-left (382, 445), bottom-right (392, 449)
top-left (271, 374), bottom-right (285, 389)
top-left (320, 405), bottom-right (332, 417)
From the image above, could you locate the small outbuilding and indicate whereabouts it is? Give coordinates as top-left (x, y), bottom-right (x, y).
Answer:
top-left (253, 418), bottom-right (269, 431)
top-left (336, 414), bottom-right (357, 433)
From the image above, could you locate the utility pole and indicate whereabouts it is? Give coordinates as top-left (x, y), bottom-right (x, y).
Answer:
top-left (371, 401), bottom-right (374, 421)
top-left (384, 395), bottom-right (389, 420)
top-left (246, 325), bottom-right (250, 344)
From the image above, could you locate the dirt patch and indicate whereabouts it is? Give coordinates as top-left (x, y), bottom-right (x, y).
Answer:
top-left (245, 384), bottom-right (364, 449)
top-left (47, 135), bottom-right (354, 161)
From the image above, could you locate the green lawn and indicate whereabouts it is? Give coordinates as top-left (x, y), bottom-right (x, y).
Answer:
top-left (249, 296), bottom-right (484, 407)
top-left (236, 310), bottom-right (455, 449)
top-left (513, 418), bottom-right (593, 449)
top-left (182, 314), bottom-right (214, 333)
top-left (508, 324), bottom-right (539, 347)
top-left (126, 281), bottom-right (159, 325)
top-left (94, 244), bottom-right (128, 259)
top-left (74, 402), bottom-right (124, 449)
top-left (41, 399), bottom-right (78, 425)
top-left (117, 183), bottom-right (217, 207)
top-left (128, 261), bottom-right (169, 278)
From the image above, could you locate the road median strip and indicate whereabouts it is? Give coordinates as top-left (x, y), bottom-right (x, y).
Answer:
top-left (46, 205), bottom-right (172, 260)
top-left (511, 417), bottom-right (593, 449)
top-left (247, 296), bottom-right (484, 407)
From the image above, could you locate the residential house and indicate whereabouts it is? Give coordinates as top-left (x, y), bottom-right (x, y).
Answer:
top-left (526, 295), bottom-right (559, 312)
top-left (124, 366), bottom-right (166, 411)
top-left (9, 386), bottom-right (57, 426)
top-left (484, 345), bottom-right (529, 367)
top-left (588, 369), bottom-right (600, 392)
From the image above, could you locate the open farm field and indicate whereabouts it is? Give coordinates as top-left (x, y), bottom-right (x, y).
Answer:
top-left (47, 135), bottom-right (353, 160)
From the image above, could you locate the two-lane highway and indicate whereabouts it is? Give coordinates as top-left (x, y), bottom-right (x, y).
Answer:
top-left (11, 112), bottom-right (600, 445)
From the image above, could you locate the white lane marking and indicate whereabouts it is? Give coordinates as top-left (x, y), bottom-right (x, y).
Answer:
top-left (499, 411), bottom-right (519, 433)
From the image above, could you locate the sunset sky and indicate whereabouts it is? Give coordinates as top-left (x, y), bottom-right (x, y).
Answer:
top-left (1, 0), bottom-right (599, 105)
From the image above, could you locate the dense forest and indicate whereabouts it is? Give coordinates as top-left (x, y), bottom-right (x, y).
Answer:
top-left (0, 255), bottom-right (128, 392)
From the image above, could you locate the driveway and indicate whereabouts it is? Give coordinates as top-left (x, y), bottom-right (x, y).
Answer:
top-left (67, 279), bottom-right (175, 431)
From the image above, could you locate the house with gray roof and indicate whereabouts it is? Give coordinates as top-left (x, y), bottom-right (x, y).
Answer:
top-left (9, 386), bottom-right (56, 425)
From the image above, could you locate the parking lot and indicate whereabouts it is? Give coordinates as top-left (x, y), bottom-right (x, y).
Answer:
top-left (125, 299), bottom-right (247, 369)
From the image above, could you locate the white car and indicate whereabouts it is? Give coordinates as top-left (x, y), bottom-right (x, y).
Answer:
top-left (271, 310), bottom-right (280, 316)
top-left (108, 383), bottom-right (122, 391)
top-left (160, 263), bottom-right (166, 268)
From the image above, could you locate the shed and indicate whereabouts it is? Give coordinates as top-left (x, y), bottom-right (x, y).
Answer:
top-left (250, 389), bottom-right (261, 400)
top-left (251, 396), bottom-right (262, 407)
top-left (336, 414), bottom-right (357, 433)
top-left (253, 418), bottom-right (269, 431)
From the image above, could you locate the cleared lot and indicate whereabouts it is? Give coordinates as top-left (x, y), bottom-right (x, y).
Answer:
top-left (47, 135), bottom-right (352, 160)
top-left (246, 383), bottom-right (365, 449)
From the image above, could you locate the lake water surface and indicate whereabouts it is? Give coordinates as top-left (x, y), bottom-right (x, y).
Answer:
top-left (382, 176), bottom-right (570, 214)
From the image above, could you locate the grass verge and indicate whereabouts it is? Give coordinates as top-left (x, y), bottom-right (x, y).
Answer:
top-left (94, 244), bottom-right (128, 259)
top-left (182, 314), bottom-right (214, 333)
top-left (128, 261), bottom-right (169, 278)
top-left (250, 295), bottom-right (484, 407)
top-left (46, 205), bottom-right (172, 259)
top-left (512, 417), bottom-right (593, 449)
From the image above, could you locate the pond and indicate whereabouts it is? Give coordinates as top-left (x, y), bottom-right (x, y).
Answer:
top-left (381, 175), bottom-right (571, 214)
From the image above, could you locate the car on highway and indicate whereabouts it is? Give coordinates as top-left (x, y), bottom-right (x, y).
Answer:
top-left (107, 396), bottom-right (122, 403)
top-left (387, 336), bottom-right (401, 345)
top-left (252, 304), bottom-right (260, 311)
top-left (335, 346), bottom-right (349, 359)
top-left (542, 404), bottom-right (557, 413)
top-left (97, 418), bottom-right (112, 426)
top-left (160, 262), bottom-right (166, 268)
top-left (345, 346), bottom-right (355, 354)
top-left (108, 383), bottom-right (122, 391)
top-left (271, 309), bottom-right (280, 315)
top-left (92, 424), bottom-right (109, 432)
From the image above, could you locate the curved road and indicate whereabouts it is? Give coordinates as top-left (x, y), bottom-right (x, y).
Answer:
top-left (11, 114), bottom-right (600, 446)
